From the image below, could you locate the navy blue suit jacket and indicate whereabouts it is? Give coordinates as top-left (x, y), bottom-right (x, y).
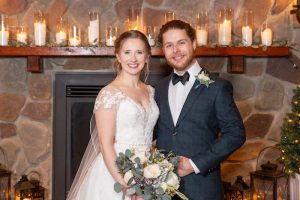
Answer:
top-left (154, 72), bottom-right (246, 200)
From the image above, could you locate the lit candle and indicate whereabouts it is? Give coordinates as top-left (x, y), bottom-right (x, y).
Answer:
top-left (253, 193), bottom-right (258, 200)
top-left (88, 18), bottom-right (99, 45)
top-left (242, 25), bottom-right (252, 46)
top-left (147, 35), bottom-right (155, 46)
top-left (0, 28), bottom-right (9, 46)
top-left (15, 195), bottom-right (20, 200)
top-left (106, 35), bottom-right (116, 46)
top-left (261, 27), bottom-right (272, 46)
top-left (17, 31), bottom-right (27, 44)
top-left (196, 29), bottom-right (208, 46)
top-left (218, 19), bottom-right (231, 45)
top-left (34, 22), bottom-right (46, 46)
top-left (69, 37), bottom-right (81, 47)
top-left (56, 30), bottom-right (67, 44)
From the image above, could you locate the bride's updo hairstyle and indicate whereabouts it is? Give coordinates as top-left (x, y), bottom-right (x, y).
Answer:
top-left (114, 30), bottom-right (151, 78)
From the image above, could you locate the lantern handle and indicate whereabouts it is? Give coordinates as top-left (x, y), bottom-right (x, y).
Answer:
top-left (256, 145), bottom-right (282, 171)
top-left (27, 170), bottom-right (42, 182)
top-left (0, 146), bottom-right (8, 169)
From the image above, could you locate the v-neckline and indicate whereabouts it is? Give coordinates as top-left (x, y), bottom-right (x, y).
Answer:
top-left (116, 87), bottom-right (151, 113)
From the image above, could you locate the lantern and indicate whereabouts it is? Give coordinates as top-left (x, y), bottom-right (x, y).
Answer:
top-left (223, 176), bottom-right (250, 200)
top-left (0, 164), bottom-right (11, 200)
top-left (231, 176), bottom-right (250, 200)
top-left (250, 161), bottom-right (289, 200)
top-left (14, 175), bottom-right (45, 200)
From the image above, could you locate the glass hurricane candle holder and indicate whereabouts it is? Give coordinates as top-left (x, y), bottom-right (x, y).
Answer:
top-left (144, 26), bottom-right (156, 47)
top-left (218, 8), bottom-right (233, 46)
top-left (34, 10), bottom-right (46, 46)
top-left (242, 10), bottom-right (253, 46)
top-left (56, 17), bottom-right (67, 46)
top-left (126, 7), bottom-right (142, 31)
top-left (105, 26), bottom-right (118, 47)
top-left (261, 22), bottom-right (272, 46)
top-left (16, 26), bottom-right (27, 44)
top-left (0, 14), bottom-right (9, 46)
top-left (88, 11), bottom-right (100, 46)
top-left (164, 11), bottom-right (175, 24)
top-left (196, 12), bottom-right (208, 46)
top-left (68, 25), bottom-right (81, 47)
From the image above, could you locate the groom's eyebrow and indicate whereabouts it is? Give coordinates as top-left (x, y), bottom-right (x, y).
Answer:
top-left (163, 39), bottom-right (187, 46)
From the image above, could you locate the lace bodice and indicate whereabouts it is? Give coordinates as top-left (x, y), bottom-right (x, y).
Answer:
top-left (94, 85), bottom-right (159, 152)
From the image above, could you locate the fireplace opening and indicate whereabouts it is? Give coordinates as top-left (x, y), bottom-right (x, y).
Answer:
top-left (53, 71), bottom-right (167, 200)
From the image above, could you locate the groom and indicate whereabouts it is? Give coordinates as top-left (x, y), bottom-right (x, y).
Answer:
top-left (154, 20), bottom-right (246, 200)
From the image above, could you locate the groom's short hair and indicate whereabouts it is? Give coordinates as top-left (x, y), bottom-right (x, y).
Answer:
top-left (158, 20), bottom-right (196, 45)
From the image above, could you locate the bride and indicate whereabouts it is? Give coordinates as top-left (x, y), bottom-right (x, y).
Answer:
top-left (67, 30), bottom-right (159, 200)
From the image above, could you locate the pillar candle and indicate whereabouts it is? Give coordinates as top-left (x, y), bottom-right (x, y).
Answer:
top-left (88, 19), bottom-right (99, 45)
top-left (56, 30), bottom-right (67, 44)
top-left (242, 25), bottom-right (253, 46)
top-left (34, 22), bottom-right (46, 46)
top-left (261, 27), bottom-right (272, 46)
top-left (17, 32), bottom-right (27, 44)
top-left (218, 19), bottom-right (231, 45)
top-left (106, 36), bottom-right (116, 46)
top-left (69, 37), bottom-right (81, 47)
top-left (196, 29), bottom-right (208, 46)
top-left (0, 29), bottom-right (9, 46)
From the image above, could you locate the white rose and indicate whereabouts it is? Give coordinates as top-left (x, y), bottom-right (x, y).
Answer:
top-left (143, 164), bottom-right (161, 179)
top-left (160, 182), bottom-right (168, 192)
top-left (166, 172), bottom-right (180, 189)
top-left (198, 72), bottom-right (209, 81)
top-left (160, 160), bottom-right (174, 172)
top-left (124, 170), bottom-right (135, 184)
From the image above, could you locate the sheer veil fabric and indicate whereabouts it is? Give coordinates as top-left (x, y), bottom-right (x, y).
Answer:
top-left (66, 115), bottom-right (99, 199)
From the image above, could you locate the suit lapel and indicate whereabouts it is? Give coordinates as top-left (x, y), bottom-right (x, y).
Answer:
top-left (160, 75), bottom-right (175, 128)
top-left (176, 80), bottom-right (205, 126)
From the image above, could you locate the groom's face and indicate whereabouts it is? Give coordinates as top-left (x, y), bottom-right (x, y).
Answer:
top-left (162, 29), bottom-right (196, 74)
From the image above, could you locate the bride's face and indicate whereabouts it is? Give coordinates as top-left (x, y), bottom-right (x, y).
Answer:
top-left (116, 38), bottom-right (149, 76)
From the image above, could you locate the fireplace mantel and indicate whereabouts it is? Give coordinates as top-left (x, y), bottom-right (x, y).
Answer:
top-left (0, 46), bottom-right (289, 73)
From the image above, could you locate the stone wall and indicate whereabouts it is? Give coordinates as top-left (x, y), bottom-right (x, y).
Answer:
top-left (0, 0), bottom-right (299, 199)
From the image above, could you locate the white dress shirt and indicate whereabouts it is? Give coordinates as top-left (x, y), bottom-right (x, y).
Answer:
top-left (168, 61), bottom-right (201, 174)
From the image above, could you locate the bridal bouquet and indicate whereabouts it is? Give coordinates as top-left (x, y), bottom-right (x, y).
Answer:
top-left (114, 148), bottom-right (189, 200)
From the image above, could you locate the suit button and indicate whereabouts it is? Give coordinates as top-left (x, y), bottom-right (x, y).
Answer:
top-left (173, 132), bottom-right (177, 136)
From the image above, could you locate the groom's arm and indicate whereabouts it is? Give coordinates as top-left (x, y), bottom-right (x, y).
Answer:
top-left (191, 80), bottom-right (246, 175)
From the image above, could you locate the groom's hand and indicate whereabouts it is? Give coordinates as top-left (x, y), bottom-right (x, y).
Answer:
top-left (178, 156), bottom-right (194, 177)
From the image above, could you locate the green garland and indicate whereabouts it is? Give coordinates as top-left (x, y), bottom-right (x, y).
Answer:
top-left (278, 87), bottom-right (300, 176)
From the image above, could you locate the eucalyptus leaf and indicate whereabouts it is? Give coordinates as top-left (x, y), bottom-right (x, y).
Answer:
top-left (161, 194), bottom-right (172, 200)
top-left (114, 182), bottom-right (122, 193)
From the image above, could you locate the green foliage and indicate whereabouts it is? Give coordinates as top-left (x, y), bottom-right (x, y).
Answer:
top-left (278, 87), bottom-right (300, 176)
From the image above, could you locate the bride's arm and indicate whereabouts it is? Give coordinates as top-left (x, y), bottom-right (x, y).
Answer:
top-left (94, 106), bottom-right (127, 189)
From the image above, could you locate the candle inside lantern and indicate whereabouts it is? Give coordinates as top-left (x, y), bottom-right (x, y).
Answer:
top-left (56, 30), bottom-right (67, 44)
top-left (144, 26), bottom-right (156, 47)
top-left (34, 11), bottom-right (46, 46)
top-left (242, 26), bottom-right (252, 46)
top-left (88, 12), bottom-right (99, 45)
top-left (196, 29), bottom-right (208, 46)
top-left (17, 31), bottom-right (27, 44)
top-left (218, 19), bottom-right (231, 45)
top-left (69, 25), bottom-right (81, 47)
top-left (261, 27), bottom-right (272, 46)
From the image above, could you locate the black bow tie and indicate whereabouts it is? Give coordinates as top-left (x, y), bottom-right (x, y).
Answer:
top-left (172, 72), bottom-right (190, 85)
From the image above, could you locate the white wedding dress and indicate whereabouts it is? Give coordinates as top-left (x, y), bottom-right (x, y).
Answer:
top-left (67, 85), bottom-right (159, 200)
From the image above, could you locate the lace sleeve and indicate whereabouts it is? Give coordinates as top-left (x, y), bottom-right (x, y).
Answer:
top-left (94, 87), bottom-right (125, 111)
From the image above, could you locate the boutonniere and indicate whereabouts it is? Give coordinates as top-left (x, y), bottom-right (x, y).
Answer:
top-left (195, 71), bottom-right (214, 88)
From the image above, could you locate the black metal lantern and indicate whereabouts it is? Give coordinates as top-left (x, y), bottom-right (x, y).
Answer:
top-left (0, 164), bottom-right (11, 200)
top-left (223, 176), bottom-right (250, 200)
top-left (250, 161), bottom-right (289, 200)
top-left (290, 0), bottom-right (300, 23)
top-left (14, 174), bottom-right (44, 200)
top-left (231, 176), bottom-right (250, 200)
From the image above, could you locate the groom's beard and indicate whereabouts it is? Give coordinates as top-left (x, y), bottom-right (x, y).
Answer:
top-left (165, 53), bottom-right (195, 72)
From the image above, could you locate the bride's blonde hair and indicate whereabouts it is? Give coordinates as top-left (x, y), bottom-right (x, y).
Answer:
top-left (114, 30), bottom-right (151, 81)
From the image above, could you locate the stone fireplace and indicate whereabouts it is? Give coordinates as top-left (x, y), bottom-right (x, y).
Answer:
top-left (0, 0), bottom-right (300, 200)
